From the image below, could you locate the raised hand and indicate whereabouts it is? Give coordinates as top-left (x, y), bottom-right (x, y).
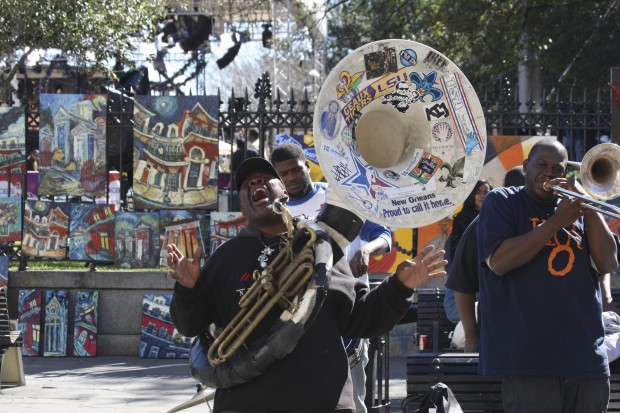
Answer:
top-left (394, 244), bottom-right (447, 289)
top-left (167, 244), bottom-right (202, 289)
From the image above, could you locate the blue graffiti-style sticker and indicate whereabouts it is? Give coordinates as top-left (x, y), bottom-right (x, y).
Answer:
top-left (320, 100), bottom-right (341, 140)
top-left (304, 147), bottom-right (319, 164)
top-left (399, 49), bottom-right (418, 67)
top-left (409, 70), bottom-right (444, 102)
top-left (274, 134), bottom-right (302, 147)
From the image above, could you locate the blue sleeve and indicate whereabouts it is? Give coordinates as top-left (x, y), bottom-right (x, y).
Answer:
top-left (477, 188), bottom-right (515, 269)
top-left (360, 220), bottom-right (392, 252)
top-left (443, 287), bottom-right (460, 323)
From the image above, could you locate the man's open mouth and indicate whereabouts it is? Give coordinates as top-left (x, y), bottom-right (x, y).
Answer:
top-left (251, 187), bottom-right (269, 203)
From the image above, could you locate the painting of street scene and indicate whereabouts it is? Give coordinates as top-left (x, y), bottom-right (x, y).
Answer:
top-left (74, 290), bottom-right (99, 357)
top-left (0, 197), bottom-right (22, 242)
top-left (22, 200), bottom-right (70, 259)
top-left (209, 211), bottom-right (246, 252)
top-left (132, 95), bottom-right (219, 209)
top-left (18, 289), bottom-right (42, 356)
top-left (0, 106), bottom-right (26, 174)
top-left (159, 209), bottom-right (206, 267)
top-left (114, 211), bottom-right (160, 268)
top-left (38, 94), bottom-right (107, 197)
top-left (140, 293), bottom-right (191, 359)
top-left (69, 203), bottom-right (115, 262)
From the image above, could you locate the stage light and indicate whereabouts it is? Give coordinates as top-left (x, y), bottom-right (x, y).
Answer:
top-left (262, 23), bottom-right (273, 48)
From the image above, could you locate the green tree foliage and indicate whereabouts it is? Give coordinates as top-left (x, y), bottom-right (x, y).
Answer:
top-left (323, 0), bottom-right (620, 94)
top-left (0, 0), bottom-right (168, 102)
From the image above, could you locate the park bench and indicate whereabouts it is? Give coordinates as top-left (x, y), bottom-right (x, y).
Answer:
top-left (404, 288), bottom-right (620, 412)
top-left (0, 287), bottom-right (23, 390)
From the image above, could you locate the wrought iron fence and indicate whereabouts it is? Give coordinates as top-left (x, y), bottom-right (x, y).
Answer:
top-left (5, 73), bottom-right (613, 268)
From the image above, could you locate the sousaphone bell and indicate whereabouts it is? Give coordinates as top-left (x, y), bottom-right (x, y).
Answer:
top-left (313, 39), bottom-right (488, 228)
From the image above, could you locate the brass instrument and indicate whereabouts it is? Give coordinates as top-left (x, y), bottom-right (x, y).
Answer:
top-left (543, 143), bottom-right (620, 219)
top-left (207, 197), bottom-right (318, 366)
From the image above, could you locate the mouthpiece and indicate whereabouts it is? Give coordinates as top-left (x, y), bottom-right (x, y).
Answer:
top-left (543, 181), bottom-right (553, 192)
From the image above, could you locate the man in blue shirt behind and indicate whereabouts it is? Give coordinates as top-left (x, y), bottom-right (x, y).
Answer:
top-left (271, 143), bottom-right (392, 413)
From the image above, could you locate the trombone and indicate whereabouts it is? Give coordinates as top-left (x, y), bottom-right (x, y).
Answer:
top-left (543, 143), bottom-right (620, 220)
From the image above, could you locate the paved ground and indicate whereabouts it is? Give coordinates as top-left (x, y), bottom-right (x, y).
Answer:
top-left (0, 356), bottom-right (409, 412)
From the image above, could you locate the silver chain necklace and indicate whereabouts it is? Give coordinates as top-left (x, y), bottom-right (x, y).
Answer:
top-left (257, 238), bottom-right (280, 268)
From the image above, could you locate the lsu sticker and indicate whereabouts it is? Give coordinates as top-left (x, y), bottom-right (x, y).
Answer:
top-left (341, 67), bottom-right (410, 125)
top-left (440, 72), bottom-right (484, 153)
top-left (364, 47), bottom-right (398, 80)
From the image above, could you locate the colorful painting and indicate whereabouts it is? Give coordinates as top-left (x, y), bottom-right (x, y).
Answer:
top-left (209, 212), bottom-right (247, 252)
top-left (43, 290), bottom-right (69, 357)
top-left (69, 203), bottom-right (115, 262)
top-left (132, 95), bottom-right (220, 209)
top-left (159, 209), bottom-right (206, 266)
top-left (18, 289), bottom-right (42, 356)
top-left (74, 290), bottom-right (99, 357)
top-left (140, 293), bottom-right (191, 358)
top-left (22, 200), bottom-right (70, 258)
top-left (0, 173), bottom-right (23, 198)
top-left (38, 94), bottom-right (107, 197)
top-left (0, 197), bottom-right (21, 242)
top-left (114, 211), bottom-right (160, 268)
top-left (0, 255), bottom-right (7, 288)
top-left (0, 106), bottom-right (26, 174)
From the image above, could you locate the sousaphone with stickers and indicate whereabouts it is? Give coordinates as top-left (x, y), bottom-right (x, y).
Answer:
top-left (170, 39), bottom-right (487, 412)
top-left (314, 39), bottom-right (487, 227)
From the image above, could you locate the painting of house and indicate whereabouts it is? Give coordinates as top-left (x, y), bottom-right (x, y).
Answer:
top-left (159, 209), bottom-right (206, 266)
top-left (18, 289), bottom-right (42, 356)
top-left (69, 203), bottom-right (115, 262)
top-left (132, 96), bottom-right (219, 209)
top-left (0, 197), bottom-right (21, 242)
top-left (0, 106), bottom-right (26, 175)
top-left (74, 290), bottom-right (98, 357)
top-left (209, 212), bottom-right (247, 252)
top-left (38, 94), bottom-right (107, 197)
top-left (44, 290), bottom-right (69, 357)
top-left (114, 211), bottom-right (160, 268)
top-left (22, 200), bottom-right (70, 259)
top-left (140, 293), bottom-right (191, 358)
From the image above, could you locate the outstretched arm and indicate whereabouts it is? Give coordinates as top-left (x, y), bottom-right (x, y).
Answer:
top-left (394, 244), bottom-right (447, 289)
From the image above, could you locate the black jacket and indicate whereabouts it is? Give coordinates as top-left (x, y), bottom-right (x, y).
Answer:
top-left (171, 225), bottom-right (413, 412)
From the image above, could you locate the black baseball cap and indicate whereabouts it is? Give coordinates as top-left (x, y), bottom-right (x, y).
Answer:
top-left (235, 157), bottom-right (281, 188)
